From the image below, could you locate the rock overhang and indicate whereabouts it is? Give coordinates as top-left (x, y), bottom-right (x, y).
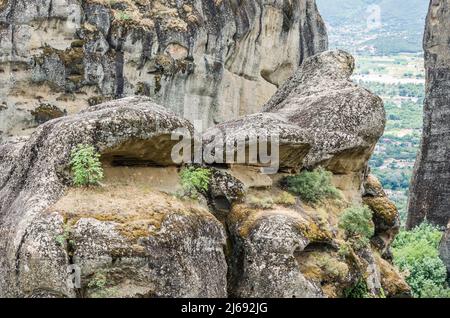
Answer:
top-left (203, 50), bottom-right (386, 174)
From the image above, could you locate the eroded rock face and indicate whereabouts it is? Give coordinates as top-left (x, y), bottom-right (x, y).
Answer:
top-left (0, 0), bottom-right (328, 141)
top-left (363, 175), bottom-right (400, 258)
top-left (203, 50), bottom-right (385, 173)
top-left (263, 50), bottom-right (385, 173)
top-left (202, 112), bottom-right (312, 171)
top-left (227, 203), bottom-right (324, 298)
top-left (0, 53), bottom-right (406, 298)
top-left (67, 207), bottom-right (227, 298)
top-left (0, 96), bottom-right (229, 297)
top-left (225, 173), bottom-right (408, 298)
top-left (407, 0), bottom-right (450, 230)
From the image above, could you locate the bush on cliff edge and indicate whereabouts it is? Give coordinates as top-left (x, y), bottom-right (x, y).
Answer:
top-left (285, 167), bottom-right (341, 204)
top-left (339, 205), bottom-right (375, 250)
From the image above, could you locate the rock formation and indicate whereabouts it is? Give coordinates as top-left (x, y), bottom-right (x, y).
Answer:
top-left (206, 51), bottom-right (404, 298)
top-left (0, 50), bottom-right (409, 298)
top-left (204, 50), bottom-right (385, 173)
top-left (0, 96), bottom-right (229, 297)
top-left (407, 0), bottom-right (450, 230)
top-left (363, 175), bottom-right (400, 258)
top-left (0, 0), bottom-right (328, 141)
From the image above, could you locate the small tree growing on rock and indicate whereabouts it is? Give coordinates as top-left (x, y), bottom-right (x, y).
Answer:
top-left (70, 144), bottom-right (104, 187)
top-left (284, 167), bottom-right (341, 204)
top-left (339, 205), bottom-right (375, 250)
top-left (179, 166), bottom-right (211, 199)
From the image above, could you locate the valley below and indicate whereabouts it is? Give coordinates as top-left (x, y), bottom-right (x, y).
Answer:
top-left (355, 53), bottom-right (425, 223)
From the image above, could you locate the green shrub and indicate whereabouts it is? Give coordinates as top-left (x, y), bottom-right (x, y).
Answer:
top-left (338, 242), bottom-right (351, 258)
top-left (315, 253), bottom-right (348, 280)
top-left (285, 167), bottom-right (341, 204)
top-left (179, 167), bottom-right (211, 199)
top-left (420, 281), bottom-right (450, 298)
top-left (392, 222), bottom-right (450, 298)
top-left (338, 205), bottom-right (374, 249)
top-left (344, 278), bottom-right (386, 299)
top-left (70, 144), bottom-right (104, 187)
top-left (393, 222), bottom-right (443, 249)
top-left (55, 224), bottom-right (73, 247)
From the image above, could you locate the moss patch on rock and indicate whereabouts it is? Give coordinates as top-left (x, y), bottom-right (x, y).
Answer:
top-left (297, 250), bottom-right (353, 298)
top-left (230, 202), bottom-right (333, 243)
top-left (363, 196), bottom-right (398, 227)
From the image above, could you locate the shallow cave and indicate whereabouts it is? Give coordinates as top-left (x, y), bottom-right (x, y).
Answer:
top-left (101, 135), bottom-right (185, 167)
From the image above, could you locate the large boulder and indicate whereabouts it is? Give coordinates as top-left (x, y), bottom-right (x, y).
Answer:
top-left (263, 50), bottom-right (385, 173)
top-left (203, 50), bottom-right (386, 174)
top-left (227, 202), bottom-right (326, 298)
top-left (0, 96), bottom-right (228, 297)
top-left (0, 0), bottom-right (328, 140)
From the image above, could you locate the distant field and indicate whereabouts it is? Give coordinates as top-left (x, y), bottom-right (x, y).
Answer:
top-left (353, 54), bottom-right (425, 83)
top-left (354, 54), bottom-right (424, 224)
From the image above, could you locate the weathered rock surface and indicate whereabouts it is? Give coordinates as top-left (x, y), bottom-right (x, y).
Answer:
top-left (407, 0), bottom-right (450, 230)
top-left (262, 50), bottom-right (385, 173)
top-left (202, 112), bottom-right (312, 171)
top-left (0, 96), bottom-right (229, 297)
top-left (65, 203), bottom-right (227, 298)
top-left (203, 50), bottom-right (386, 173)
top-left (0, 0), bottom-right (328, 141)
top-left (375, 253), bottom-right (411, 297)
top-left (0, 53), bottom-right (407, 298)
top-left (225, 178), bottom-right (408, 298)
top-left (227, 202), bottom-right (325, 298)
top-left (363, 175), bottom-right (400, 258)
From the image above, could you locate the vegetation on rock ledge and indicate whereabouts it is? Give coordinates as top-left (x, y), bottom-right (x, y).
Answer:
top-left (70, 144), bottom-right (104, 187)
top-left (247, 192), bottom-right (297, 210)
top-left (179, 167), bottom-right (211, 199)
top-left (284, 167), bottom-right (341, 204)
top-left (339, 205), bottom-right (375, 250)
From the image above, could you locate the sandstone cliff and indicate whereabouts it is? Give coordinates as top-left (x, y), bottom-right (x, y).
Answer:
top-left (0, 51), bottom-right (409, 298)
top-left (407, 0), bottom-right (450, 230)
top-left (0, 0), bottom-right (327, 141)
